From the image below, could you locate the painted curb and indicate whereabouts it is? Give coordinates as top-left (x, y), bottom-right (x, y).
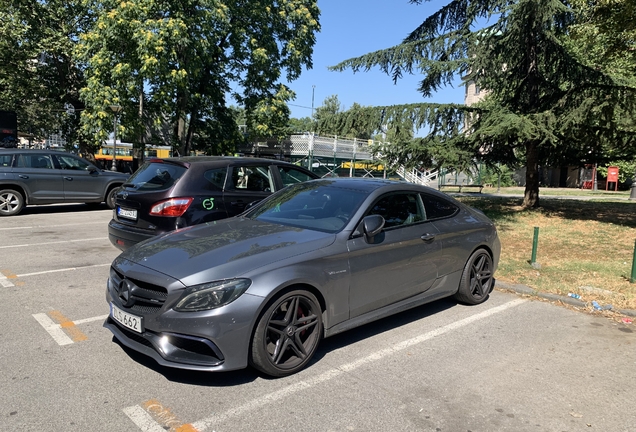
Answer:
top-left (494, 280), bottom-right (636, 318)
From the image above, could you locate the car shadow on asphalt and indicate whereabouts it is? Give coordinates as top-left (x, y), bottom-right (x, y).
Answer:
top-left (310, 297), bottom-right (458, 364)
top-left (111, 336), bottom-right (262, 386)
top-left (110, 297), bottom-right (460, 386)
top-left (19, 203), bottom-right (110, 215)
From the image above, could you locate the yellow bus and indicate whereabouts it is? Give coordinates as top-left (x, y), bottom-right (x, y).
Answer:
top-left (96, 142), bottom-right (173, 162)
top-left (95, 142), bottom-right (173, 172)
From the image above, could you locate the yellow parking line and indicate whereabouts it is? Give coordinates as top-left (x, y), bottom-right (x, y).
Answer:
top-left (136, 399), bottom-right (198, 432)
top-left (1, 269), bottom-right (17, 279)
top-left (48, 310), bottom-right (88, 342)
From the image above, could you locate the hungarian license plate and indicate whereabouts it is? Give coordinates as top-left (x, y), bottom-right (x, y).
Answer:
top-left (111, 303), bottom-right (143, 333)
top-left (117, 207), bottom-right (137, 221)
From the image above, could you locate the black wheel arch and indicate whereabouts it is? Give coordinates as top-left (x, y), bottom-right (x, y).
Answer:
top-left (105, 182), bottom-right (124, 200)
top-left (248, 282), bottom-right (328, 350)
top-left (0, 184), bottom-right (28, 204)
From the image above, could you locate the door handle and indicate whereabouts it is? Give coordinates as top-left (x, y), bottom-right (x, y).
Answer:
top-left (420, 233), bottom-right (436, 242)
top-left (64, 177), bottom-right (73, 181)
top-left (18, 175), bottom-right (29, 179)
top-left (231, 201), bottom-right (246, 207)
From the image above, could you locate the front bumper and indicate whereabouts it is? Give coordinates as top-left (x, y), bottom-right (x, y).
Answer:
top-left (104, 317), bottom-right (226, 370)
top-left (105, 282), bottom-right (264, 372)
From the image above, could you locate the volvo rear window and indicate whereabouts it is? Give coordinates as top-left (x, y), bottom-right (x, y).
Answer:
top-left (125, 161), bottom-right (187, 191)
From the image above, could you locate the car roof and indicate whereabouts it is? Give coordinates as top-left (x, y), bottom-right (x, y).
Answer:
top-left (300, 177), bottom-right (453, 198)
top-left (0, 148), bottom-right (74, 155)
top-left (159, 156), bottom-right (300, 166)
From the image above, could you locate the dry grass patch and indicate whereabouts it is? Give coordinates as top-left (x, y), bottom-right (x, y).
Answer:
top-left (457, 197), bottom-right (636, 311)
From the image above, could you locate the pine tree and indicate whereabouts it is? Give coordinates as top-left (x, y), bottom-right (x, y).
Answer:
top-left (327, 0), bottom-right (636, 207)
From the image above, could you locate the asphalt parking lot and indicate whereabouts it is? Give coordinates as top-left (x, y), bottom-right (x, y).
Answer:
top-left (1, 204), bottom-right (635, 432)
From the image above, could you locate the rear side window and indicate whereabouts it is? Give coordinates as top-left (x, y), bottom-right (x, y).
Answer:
top-left (17, 154), bottom-right (54, 169)
top-left (125, 162), bottom-right (187, 191)
top-left (0, 154), bottom-right (13, 167)
top-left (420, 193), bottom-right (458, 220)
top-left (203, 167), bottom-right (227, 191)
top-left (278, 166), bottom-right (315, 187)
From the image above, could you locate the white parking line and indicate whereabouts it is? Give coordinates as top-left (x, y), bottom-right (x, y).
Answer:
top-left (33, 313), bottom-right (109, 345)
top-left (0, 274), bottom-right (14, 287)
top-left (17, 263), bottom-right (110, 278)
top-left (0, 237), bottom-right (107, 249)
top-left (73, 314), bottom-right (109, 325)
top-left (32, 313), bottom-right (74, 346)
top-left (123, 406), bottom-right (169, 432)
top-left (123, 298), bottom-right (526, 432)
top-left (0, 221), bottom-right (105, 231)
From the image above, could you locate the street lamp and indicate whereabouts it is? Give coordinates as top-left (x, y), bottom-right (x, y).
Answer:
top-left (110, 104), bottom-right (122, 171)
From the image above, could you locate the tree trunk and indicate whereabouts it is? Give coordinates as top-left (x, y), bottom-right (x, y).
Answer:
top-left (175, 90), bottom-right (188, 156)
top-left (523, 5), bottom-right (540, 208)
top-left (523, 140), bottom-right (540, 208)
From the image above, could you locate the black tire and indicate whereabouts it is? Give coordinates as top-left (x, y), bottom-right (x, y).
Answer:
top-left (454, 249), bottom-right (494, 305)
top-left (0, 189), bottom-right (25, 216)
top-left (250, 290), bottom-right (322, 377)
top-left (105, 186), bottom-right (119, 209)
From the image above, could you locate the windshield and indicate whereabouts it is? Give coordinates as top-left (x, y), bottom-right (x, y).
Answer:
top-left (124, 161), bottom-right (187, 191)
top-left (246, 181), bottom-right (368, 233)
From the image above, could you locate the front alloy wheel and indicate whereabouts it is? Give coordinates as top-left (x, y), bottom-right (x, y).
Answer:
top-left (250, 290), bottom-right (322, 377)
top-left (0, 189), bottom-right (25, 216)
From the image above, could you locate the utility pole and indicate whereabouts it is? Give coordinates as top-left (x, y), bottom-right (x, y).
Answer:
top-left (311, 85), bottom-right (316, 132)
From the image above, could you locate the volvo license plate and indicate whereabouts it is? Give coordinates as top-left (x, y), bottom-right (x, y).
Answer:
top-left (111, 303), bottom-right (143, 333)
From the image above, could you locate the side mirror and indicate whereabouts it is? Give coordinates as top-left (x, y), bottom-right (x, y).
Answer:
top-left (362, 214), bottom-right (385, 243)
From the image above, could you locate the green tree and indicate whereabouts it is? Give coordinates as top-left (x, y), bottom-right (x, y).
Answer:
top-left (76, 0), bottom-right (320, 155)
top-left (0, 0), bottom-right (92, 151)
top-left (247, 84), bottom-right (295, 143)
top-left (326, 0), bottom-right (636, 207)
top-left (287, 116), bottom-right (314, 134)
top-left (314, 94), bottom-right (342, 136)
top-left (568, 0), bottom-right (635, 78)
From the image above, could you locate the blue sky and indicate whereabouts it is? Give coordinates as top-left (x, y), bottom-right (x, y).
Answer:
top-left (286, 0), bottom-right (466, 119)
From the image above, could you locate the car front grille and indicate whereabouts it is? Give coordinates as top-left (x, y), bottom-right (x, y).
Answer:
top-left (110, 267), bottom-right (168, 314)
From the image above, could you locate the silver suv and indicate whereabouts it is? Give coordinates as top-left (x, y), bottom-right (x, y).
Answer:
top-left (0, 149), bottom-right (129, 216)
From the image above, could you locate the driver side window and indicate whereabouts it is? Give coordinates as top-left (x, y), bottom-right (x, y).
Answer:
top-left (55, 154), bottom-right (91, 170)
top-left (367, 193), bottom-right (426, 228)
top-left (230, 165), bottom-right (273, 192)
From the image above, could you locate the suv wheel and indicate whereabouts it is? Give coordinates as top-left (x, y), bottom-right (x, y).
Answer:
top-left (0, 189), bottom-right (25, 216)
top-left (106, 187), bottom-right (119, 209)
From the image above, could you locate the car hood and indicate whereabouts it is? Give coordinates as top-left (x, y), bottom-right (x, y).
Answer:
top-left (115, 217), bottom-right (336, 284)
top-left (100, 169), bottom-right (130, 178)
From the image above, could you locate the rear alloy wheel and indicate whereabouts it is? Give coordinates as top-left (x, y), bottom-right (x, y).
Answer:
top-left (454, 249), bottom-right (494, 305)
top-left (250, 290), bottom-right (322, 377)
top-left (0, 189), bottom-right (25, 216)
top-left (105, 187), bottom-right (119, 209)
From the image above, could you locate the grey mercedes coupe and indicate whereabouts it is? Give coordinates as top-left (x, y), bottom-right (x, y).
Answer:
top-left (105, 178), bottom-right (500, 377)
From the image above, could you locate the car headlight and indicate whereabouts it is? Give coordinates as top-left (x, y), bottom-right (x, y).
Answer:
top-left (174, 279), bottom-right (251, 312)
